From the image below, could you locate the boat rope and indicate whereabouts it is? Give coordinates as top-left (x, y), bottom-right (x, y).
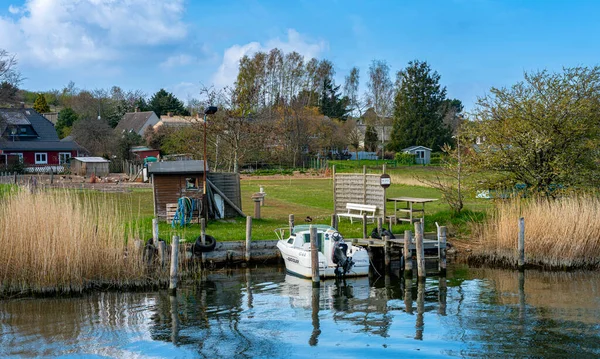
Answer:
top-left (172, 196), bottom-right (196, 228)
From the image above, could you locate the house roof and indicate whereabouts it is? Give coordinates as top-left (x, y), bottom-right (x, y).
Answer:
top-left (154, 114), bottom-right (203, 128)
top-left (147, 160), bottom-right (207, 175)
top-left (402, 145), bottom-right (432, 152)
top-left (115, 111), bottom-right (156, 134)
top-left (73, 157), bottom-right (110, 163)
top-left (0, 108), bottom-right (59, 141)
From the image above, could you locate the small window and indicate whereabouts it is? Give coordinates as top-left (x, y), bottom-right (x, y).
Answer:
top-left (20, 127), bottom-right (27, 134)
top-left (59, 152), bottom-right (71, 165)
top-left (35, 153), bottom-right (48, 164)
top-left (185, 177), bottom-right (198, 190)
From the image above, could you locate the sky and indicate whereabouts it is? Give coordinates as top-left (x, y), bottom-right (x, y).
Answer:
top-left (0, 0), bottom-right (599, 111)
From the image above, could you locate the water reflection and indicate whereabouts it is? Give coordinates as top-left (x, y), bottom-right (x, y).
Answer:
top-left (0, 265), bottom-right (598, 358)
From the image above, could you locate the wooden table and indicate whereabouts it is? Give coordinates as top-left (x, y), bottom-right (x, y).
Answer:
top-left (387, 197), bottom-right (437, 225)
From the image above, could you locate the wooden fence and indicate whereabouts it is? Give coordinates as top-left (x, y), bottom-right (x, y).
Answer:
top-left (333, 169), bottom-right (385, 216)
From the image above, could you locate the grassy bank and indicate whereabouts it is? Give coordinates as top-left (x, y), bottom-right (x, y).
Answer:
top-left (471, 196), bottom-right (600, 269)
top-left (0, 188), bottom-right (171, 296)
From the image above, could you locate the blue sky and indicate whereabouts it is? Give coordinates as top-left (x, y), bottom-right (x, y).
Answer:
top-left (0, 0), bottom-right (598, 111)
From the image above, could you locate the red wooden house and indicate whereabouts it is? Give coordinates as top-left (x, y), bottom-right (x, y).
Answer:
top-left (0, 108), bottom-right (83, 172)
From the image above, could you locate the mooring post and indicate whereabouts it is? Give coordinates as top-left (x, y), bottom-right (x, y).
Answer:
top-left (439, 226), bottom-right (447, 276)
top-left (377, 217), bottom-right (383, 236)
top-left (415, 278), bottom-right (425, 340)
top-left (169, 235), bottom-right (180, 295)
top-left (403, 230), bottom-right (413, 278)
top-left (388, 217), bottom-right (393, 232)
top-left (331, 214), bottom-right (338, 230)
top-left (245, 215), bottom-right (252, 263)
top-left (309, 286), bottom-right (321, 346)
top-left (158, 240), bottom-right (166, 269)
top-left (384, 235), bottom-right (391, 270)
top-left (169, 292), bottom-right (179, 344)
top-left (415, 222), bottom-right (426, 281)
top-left (152, 218), bottom-right (159, 243)
top-left (310, 225), bottom-right (320, 287)
top-left (289, 214), bottom-right (295, 235)
top-left (362, 213), bottom-right (367, 239)
top-left (518, 217), bottom-right (525, 271)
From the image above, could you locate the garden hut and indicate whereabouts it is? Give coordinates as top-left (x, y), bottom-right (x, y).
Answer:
top-left (402, 146), bottom-right (432, 165)
top-left (70, 157), bottom-right (110, 176)
top-left (147, 160), bottom-right (244, 221)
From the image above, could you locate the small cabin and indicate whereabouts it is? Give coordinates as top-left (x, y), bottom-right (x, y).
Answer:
top-left (70, 157), bottom-right (110, 176)
top-left (402, 146), bottom-right (432, 165)
top-left (147, 160), bottom-right (243, 221)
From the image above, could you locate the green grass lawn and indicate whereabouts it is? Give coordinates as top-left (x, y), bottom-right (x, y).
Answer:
top-left (80, 173), bottom-right (491, 243)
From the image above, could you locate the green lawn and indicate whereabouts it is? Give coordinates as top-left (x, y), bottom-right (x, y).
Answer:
top-left (78, 174), bottom-right (491, 243)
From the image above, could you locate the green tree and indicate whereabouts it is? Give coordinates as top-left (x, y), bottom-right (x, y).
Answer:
top-left (319, 78), bottom-right (349, 121)
top-left (117, 130), bottom-right (143, 161)
top-left (364, 125), bottom-right (378, 152)
top-left (389, 60), bottom-right (451, 151)
top-left (468, 66), bottom-right (600, 193)
top-left (55, 107), bottom-right (79, 139)
top-left (149, 89), bottom-right (189, 116)
top-left (33, 93), bottom-right (50, 113)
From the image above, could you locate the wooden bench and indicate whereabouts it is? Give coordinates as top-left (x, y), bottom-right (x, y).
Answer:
top-left (337, 203), bottom-right (377, 224)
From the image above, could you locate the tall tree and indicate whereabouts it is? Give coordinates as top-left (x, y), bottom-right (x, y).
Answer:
top-left (367, 60), bottom-right (394, 151)
top-left (71, 118), bottom-right (116, 157)
top-left (468, 66), bottom-right (600, 192)
top-left (149, 89), bottom-right (190, 116)
top-left (344, 67), bottom-right (363, 117)
top-left (33, 93), bottom-right (50, 113)
top-left (364, 125), bottom-right (378, 152)
top-left (55, 107), bottom-right (79, 139)
top-left (0, 49), bottom-right (21, 105)
top-left (319, 78), bottom-right (349, 121)
top-left (390, 60), bottom-right (451, 151)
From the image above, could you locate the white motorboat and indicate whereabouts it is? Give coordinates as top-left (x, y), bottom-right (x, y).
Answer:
top-left (276, 224), bottom-right (370, 278)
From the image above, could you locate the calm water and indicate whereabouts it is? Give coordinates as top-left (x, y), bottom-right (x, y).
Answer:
top-left (1, 264), bottom-right (599, 358)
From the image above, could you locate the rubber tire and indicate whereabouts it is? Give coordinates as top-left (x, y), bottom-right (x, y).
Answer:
top-left (192, 234), bottom-right (217, 254)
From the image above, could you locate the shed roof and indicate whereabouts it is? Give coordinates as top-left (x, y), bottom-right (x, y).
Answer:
top-left (147, 160), bottom-right (207, 174)
top-left (73, 157), bottom-right (110, 163)
top-left (402, 145), bottom-right (432, 152)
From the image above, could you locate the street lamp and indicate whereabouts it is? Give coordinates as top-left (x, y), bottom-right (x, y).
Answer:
top-left (203, 106), bottom-right (218, 221)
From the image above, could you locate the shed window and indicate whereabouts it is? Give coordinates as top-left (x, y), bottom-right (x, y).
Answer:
top-left (185, 177), bottom-right (198, 190)
top-left (35, 153), bottom-right (47, 164)
top-left (415, 150), bottom-right (425, 159)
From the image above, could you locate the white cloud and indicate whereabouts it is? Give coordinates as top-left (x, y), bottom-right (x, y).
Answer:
top-left (212, 29), bottom-right (328, 88)
top-left (160, 54), bottom-right (194, 68)
top-left (0, 0), bottom-right (187, 67)
top-left (8, 5), bottom-right (21, 14)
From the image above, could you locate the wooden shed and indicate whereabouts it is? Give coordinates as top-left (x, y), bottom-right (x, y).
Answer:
top-left (70, 157), bottom-right (110, 176)
top-left (402, 146), bottom-right (432, 165)
top-left (147, 160), bottom-right (243, 221)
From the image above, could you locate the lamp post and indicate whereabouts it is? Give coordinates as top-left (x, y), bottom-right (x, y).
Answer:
top-left (203, 106), bottom-right (218, 222)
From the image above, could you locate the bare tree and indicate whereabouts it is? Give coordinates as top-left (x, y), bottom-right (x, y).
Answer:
top-left (367, 60), bottom-right (394, 152)
top-left (71, 118), bottom-right (116, 156)
top-left (344, 67), bottom-right (365, 117)
top-left (0, 49), bottom-right (22, 105)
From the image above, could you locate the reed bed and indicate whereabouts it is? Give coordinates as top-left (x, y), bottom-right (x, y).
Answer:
top-left (473, 195), bottom-right (600, 269)
top-left (0, 188), bottom-right (168, 296)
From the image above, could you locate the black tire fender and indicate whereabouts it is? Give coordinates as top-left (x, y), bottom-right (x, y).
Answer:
top-left (192, 235), bottom-right (217, 254)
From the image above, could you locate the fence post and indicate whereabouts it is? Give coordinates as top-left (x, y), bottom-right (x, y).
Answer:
top-left (404, 230), bottom-right (413, 278)
top-left (415, 222), bottom-right (425, 281)
top-left (169, 235), bottom-right (180, 295)
top-left (310, 225), bottom-right (320, 287)
top-left (362, 213), bottom-right (367, 239)
top-left (245, 216), bottom-right (252, 263)
top-left (518, 217), bottom-right (525, 271)
top-left (439, 226), bottom-right (447, 276)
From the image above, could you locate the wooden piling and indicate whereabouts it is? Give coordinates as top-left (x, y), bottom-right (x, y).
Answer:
top-left (384, 235), bottom-right (390, 270)
top-left (289, 214), bottom-right (295, 235)
top-left (169, 235), bottom-right (180, 295)
top-left (404, 230), bottom-right (413, 278)
top-left (377, 217), bottom-right (383, 236)
top-left (331, 214), bottom-right (338, 230)
top-left (403, 277), bottom-right (413, 315)
top-left (415, 222), bottom-right (426, 281)
top-left (518, 217), bottom-right (525, 271)
top-left (309, 287), bottom-right (321, 346)
top-left (439, 226), bottom-right (447, 276)
top-left (158, 240), bottom-right (166, 268)
top-left (310, 225), bottom-right (320, 287)
top-left (362, 213), bottom-right (367, 239)
top-left (245, 216), bottom-right (252, 262)
top-left (415, 278), bottom-right (425, 340)
top-left (200, 218), bottom-right (206, 265)
top-left (152, 218), bottom-right (159, 243)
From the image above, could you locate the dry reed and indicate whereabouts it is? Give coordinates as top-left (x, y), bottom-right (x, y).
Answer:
top-left (473, 195), bottom-right (600, 269)
top-left (0, 188), bottom-right (169, 295)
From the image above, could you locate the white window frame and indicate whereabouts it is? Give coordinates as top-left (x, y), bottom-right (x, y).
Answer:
top-left (35, 152), bottom-right (48, 165)
top-left (59, 152), bottom-right (72, 165)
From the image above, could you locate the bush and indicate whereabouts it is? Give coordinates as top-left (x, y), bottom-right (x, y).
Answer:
top-left (395, 152), bottom-right (415, 165)
top-left (430, 152), bottom-right (444, 165)
top-left (7, 160), bottom-right (25, 174)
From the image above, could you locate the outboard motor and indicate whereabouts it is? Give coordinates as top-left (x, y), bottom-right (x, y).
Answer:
top-left (331, 233), bottom-right (354, 276)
